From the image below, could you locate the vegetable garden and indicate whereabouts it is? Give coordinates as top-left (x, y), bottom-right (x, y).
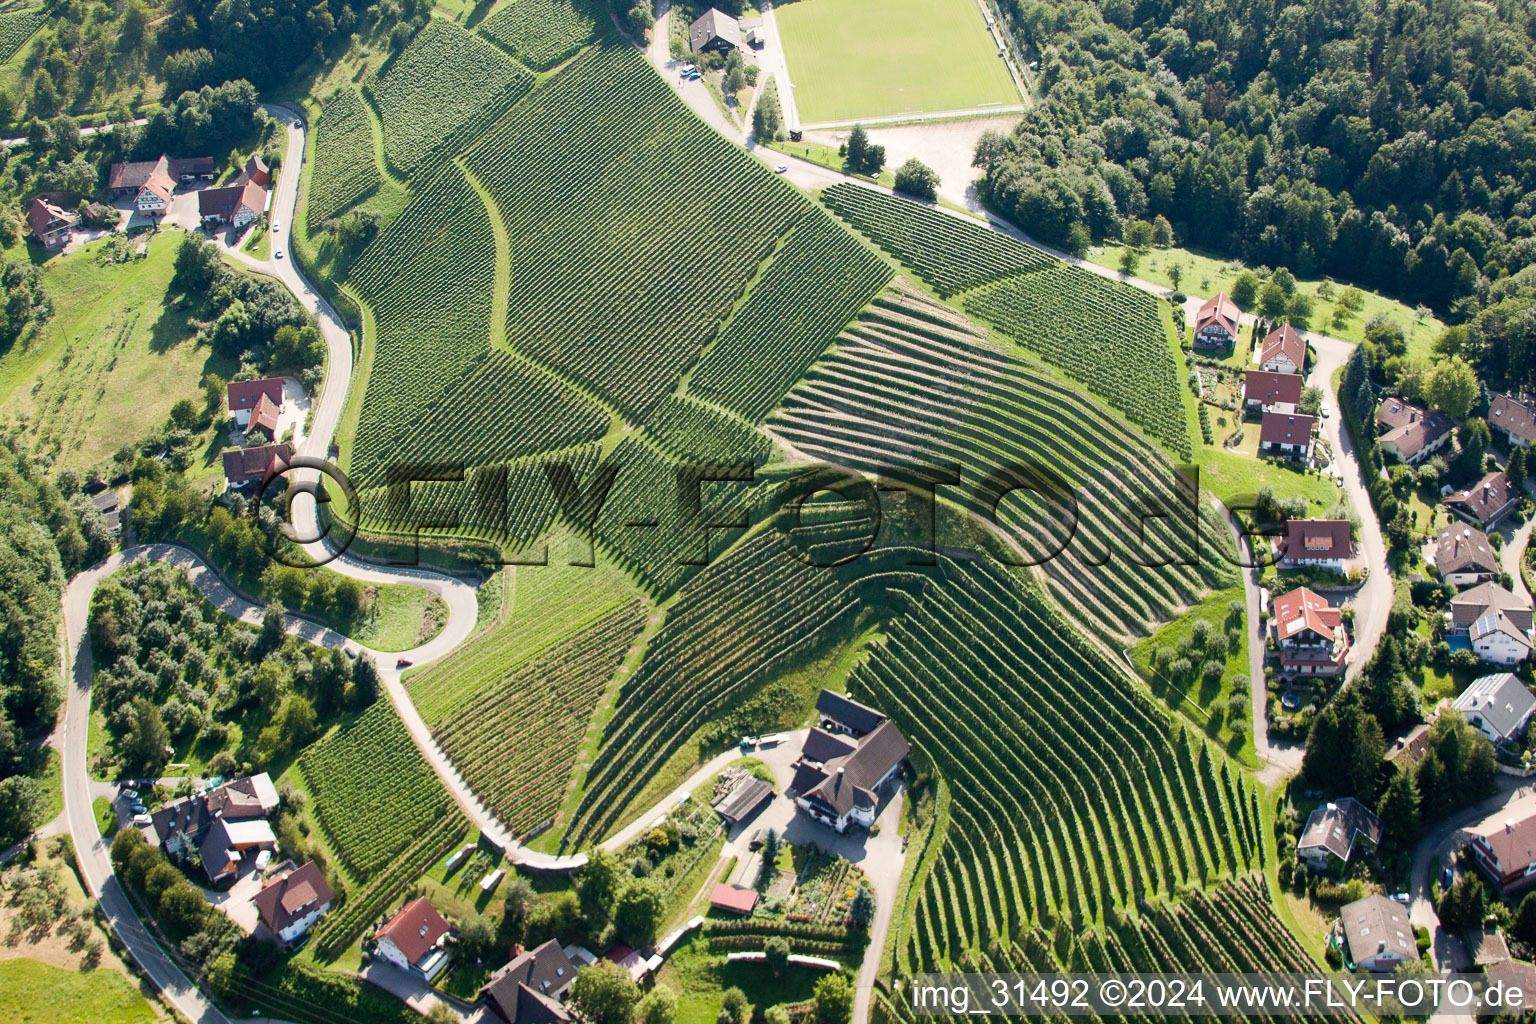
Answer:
top-left (478, 0), bottom-right (606, 70)
top-left (368, 17), bottom-right (535, 175)
top-left (308, 87), bottom-right (380, 229)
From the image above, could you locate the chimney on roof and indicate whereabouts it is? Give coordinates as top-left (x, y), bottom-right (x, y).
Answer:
top-left (1508, 819), bottom-right (1516, 832)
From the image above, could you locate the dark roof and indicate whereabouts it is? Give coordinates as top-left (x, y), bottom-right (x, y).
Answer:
top-left (222, 443), bottom-right (292, 486)
top-left (1452, 673), bottom-right (1536, 738)
top-left (712, 777), bottom-right (773, 823)
top-left (228, 377), bottom-right (284, 413)
top-left (1258, 324), bottom-right (1306, 369)
top-left (800, 719), bottom-right (909, 818)
top-left (1464, 926), bottom-right (1513, 966)
top-left (1297, 797), bottom-right (1382, 861)
top-left (1451, 583), bottom-right (1532, 632)
top-left (814, 689), bottom-right (885, 735)
top-left (1259, 410), bottom-right (1314, 447)
top-left (107, 155), bottom-right (213, 189)
top-left (689, 7), bottom-right (740, 48)
top-left (1375, 398), bottom-right (1452, 459)
top-left (1491, 393), bottom-right (1536, 445)
top-left (376, 898), bottom-right (450, 966)
top-left (481, 939), bottom-right (578, 1024)
top-left (1243, 370), bottom-right (1303, 407)
top-left (1436, 524), bottom-right (1499, 577)
top-left (800, 728), bottom-right (857, 764)
top-left (1283, 519), bottom-right (1354, 561)
top-left (89, 489), bottom-right (119, 513)
top-left (150, 776), bottom-right (268, 846)
top-left (253, 860), bottom-right (332, 935)
top-left (1445, 472), bottom-right (1518, 526)
top-left (1340, 895), bottom-right (1415, 964)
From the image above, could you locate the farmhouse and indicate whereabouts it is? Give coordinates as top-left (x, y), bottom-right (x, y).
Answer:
top-left (1243, 370), bottom-right (1303, 413)
top-left (107, 154), bottom-right (214, 197)
top-left (1374, 398), bottom-right (1453, 465)
top-left (1339, 895), bottom-right (1415, 972)
top-left (1273, 585), bottom-right (1349, 675)
top-left (1434, 524), bottom-right (1501, 588)
top-left (150, 773), bottom-right (280, 884)
top-left (689, 8), bottom-right (740, 52)
top-left (815, 688), bottom-right (886, 737)
top-left (1444, 472), bottom-right (1519, 528)
top-left (239, 153), bottom-right (273, 187)
top-left (27, 196), bottom-right (77, 248)
top-left (374, 897), bottom-right (452, 981)
top-left (199, 180), bottom-right (268, 227)
top-left (1471, 809), bottom-right (1536, 894)
top-left (1257, 324), bottom-right (1306, 374)
top-left (1297, 797), bottom-right (1381, 872)
top-left (228, 377), bottom-right (286, 426)
top-left (1192, 292), bottom-right (1240, 348)
top-left (791, 693), bottom-right (908, 832)
top-left (1491, 393), bottom-right (1536, 449)
top-left (223, 442), bottom-right (293, 490)
top-left (1452, 673), bottom-right (1536, 746)
top-left (247, 393), bottom-right (282, 442)
top-left (1279, 519), bottom-right (1354, 571)
top-left (481, 939), bottom-right (577, 1024)
top-left (1258, 410), bottom-right (1314, 459)
top-left (252, 860), bottom-right (333, 945)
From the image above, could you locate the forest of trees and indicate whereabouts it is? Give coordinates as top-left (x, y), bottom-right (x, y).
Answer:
top-left (977, 0), bottom-right (1536, 388)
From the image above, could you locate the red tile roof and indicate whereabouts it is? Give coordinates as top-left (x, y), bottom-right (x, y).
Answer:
top-left (1258, 324), bottom-right (1306, 370)
top-left (26, 196), bottom-right (76, 240)
top-left (1274, 586), bottom-right (1342, 644)
top-left (222, 443), bottom-right (292, 486)
top-left (250, 393), bottom-right (281, 438)
top-left (709, 883), bottom-right (759, 915)
top-left (376, 897), bottom-right (450, 965)
top-left (1283, 519), bottom-right (1354, 560)
top-left (1243, 370), bottom-right (1303, 407)
top-left (1194, 292), bottom-right (1240, 337)
top-left (227, 377), bottom-right (284, 414)
top-left (1259, 410), bottom-right (1314, 447)
top-left (253, 860), bottom-right (333, 935)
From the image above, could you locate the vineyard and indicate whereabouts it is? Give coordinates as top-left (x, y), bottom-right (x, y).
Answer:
top-left (874, 878), bottom-right (1329, 1024)
top-left (368, 17), bottom-right (534, 175)
top-left (818, 182), bottom-right (1050, 298)
top-left (410, 599), bottom-right (647, 835)
top-left (478, 0), bottom-right (605, 70)
top-left (769, 286), bottom-right (1233, 642)
top-left (296, 701), bottom-right (459, 878)
top-left (643, 394), bottom-right (772, 464)
top-left (687, 210), bottom-right (892, 423)
top-left (459, 42), bottom-right (808, 421)
top-left (0, 5), bottom-right (44, 62)
top-left (964, 265), bottom-right (1191, 459)
top-left (307, 87), bottom-right (380, 229)
top-left (856, 552), bottom-right (1261, 958)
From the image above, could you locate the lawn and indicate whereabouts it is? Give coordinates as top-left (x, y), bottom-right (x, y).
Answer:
top-left (0, 959), bottom-right (158, 1024)
top-left (774, 0), bottom-right (1020, 125)
top-left (658, 933), bottom-right (829, 1024)
top-left (1089, 242), bottom-right (1445, 358)
top-left (0, 233), bottom-right (237, 471)
top-left (1195, 433), bottom-right (1343, 513)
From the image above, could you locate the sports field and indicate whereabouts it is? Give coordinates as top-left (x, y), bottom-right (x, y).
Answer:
top-left (774, 0), bottom-right (1021, 125)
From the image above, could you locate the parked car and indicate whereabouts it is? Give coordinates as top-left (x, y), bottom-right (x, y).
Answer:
top-left (120, 788), bottom-right (139, 801)
top-left (774, 164), bottom-right (788, 173)
top-left (274, 249), bottom-right (285, 259)
top-left (688, 70), bottom-right (701, 80)
top-left (130, 801), bottom-right (147, 815)
top-left (396, 658), bottom-right (413, 669)
top-left (132, 813), bottom-right (153, 828)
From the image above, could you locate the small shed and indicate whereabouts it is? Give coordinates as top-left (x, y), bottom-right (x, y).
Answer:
top-left (709, 883), bottom-right (759, 915)
top-left (712, 777), bottom-right (773, 824)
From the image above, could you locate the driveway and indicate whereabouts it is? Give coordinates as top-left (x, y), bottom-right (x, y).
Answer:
top-left (206, 862), bottom-right (267, 935)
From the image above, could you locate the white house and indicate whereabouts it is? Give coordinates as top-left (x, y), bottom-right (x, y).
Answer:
top-left (1434, 525), bottom-right (1501, 588)
top-left (1474, 615), bottom-right (1535, 666)
top-left (791, 691), bottom-right (908, 833)
top-left (1453, 673), bottom-right (1536, 744)
top-left (1340, 895), bottom-right (1416, 972)
top-left (1258, 324), bottom-right (1306, 375)
top-left (1451, 583), bottom-right (1535, 666)
top-left (252, 860), bottom-right (333, 944)
top-left (374, 897), bottom-right (451, 981)
top-left (1297, 798), bottom-right (1381, 871)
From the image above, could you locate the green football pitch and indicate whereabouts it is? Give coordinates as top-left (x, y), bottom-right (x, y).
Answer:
top-left (774, 0), bottom-right (1022, 126)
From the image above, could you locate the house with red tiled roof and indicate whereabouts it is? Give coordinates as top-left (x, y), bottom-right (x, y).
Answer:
top-left (228, 378), bottom-right (285, 427)
top-left (108, 155), bottom-right (214, 196)
top-left (253, 860), bottom-right (333, 944)
top-left (26, 196), bottom-right (77, 248)
top-left (1259, 410), bottom-right (1314, 459)
top-left (1273, 585), bottom-right (1349, 675)
top-left (709, 883), bottom-right (759, 915)
top-left (247, 392), bottom-right (282, 442)
top-left (1279, 519), bottom-right (1354, 571)
top-left (1472, 807), bottom-right (1536, 894)
top-left (1258, 324), bottom-right (1306, 375)
top-left (1193, 292), bottom-right (1241, 348)
top-left (1445, 472), bottom-right (1519, 528)
top-left (199, 180), bottom-right (267, 227)
top-left (1243, 370), bottom-right (1303, 413)
top-left (222, 443), bottom-right (292, 489)
top-left (374, 898), bottom-right (452, 981)
top-left (1491, 393), bottom-right (1536, 449)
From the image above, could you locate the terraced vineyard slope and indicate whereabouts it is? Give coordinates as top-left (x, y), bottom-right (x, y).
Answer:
top-left (478, 0), bottom-right (606, 69)
top-left (308, 87), bottom-right (382, 228)
top-left (0, 5), bottom-right (45, 62)
top-left (820, 184), bottom-right (1191, 460)
top-left (368, 17), bottom-right (535, 175)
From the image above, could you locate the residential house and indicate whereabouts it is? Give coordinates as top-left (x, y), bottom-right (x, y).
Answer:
top-left (1491, 393), bottom-right (1536, 449)
top-left (374, 898), bottom-right (452, 981)
top-left (1449, 583), bottom-right (1534, 666)
top-left (107, 155), bottom-right (214, 197)
top-left (1434, 525), bottom-right (1500, 588)
top-left (1339, 894), bottom-right (1416, 972)
top-left (228, 378), bottom-right (285, 426)
top-left (1259, 410), bottom-right (1314, 459)
top-left (247, 393), bottom-right (282, 442)
top-left (1444, 472), bottom-right (1519, 528)
top-left (1471, 809), bottom-right (1536, 894)
top-left (709, 883), bottom-right (759, 915)
top-left (1273, 586), bottom-right (1350, 675)
top-left (1257, 324), bottom-right (1306, 375)
top-left (1297, 797), bottom-right (1381, 871)
top-left (1192, 292), bottom-right (1241, 348)
top-left (239, 154), bottom-right (273, 187)
top-left (198, 180), bottom-right (268, 227)
top-left (689, 8), bottom-right (740, 52)
top-left (791, 693), bottom-right (908, 832)
top-left (252, 860), bottom-right (333, 944)
top-left (1464, 927), bottom-right (1513, 968)
top-left (27, 196), bottom-right (77, 248)
top-left (1375, 398), bottom-right (1453, 465)
top-left (1279, 519), bottom-right (1354, 571)
top-left (222, 442), bottom-right (292, 490)
top-left (481, 939), bottom-right (577, 1024)
top-left (149, 773), bottom-right (280, 884)
top-left (1452, 673), bottom-right (1536, 745)
top-left (1243, 370), bottom-right (1303, 413)
top-left (815, 689), bottom-right (887, 737)
top-left (603, 944), bottom-right (652, 983)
